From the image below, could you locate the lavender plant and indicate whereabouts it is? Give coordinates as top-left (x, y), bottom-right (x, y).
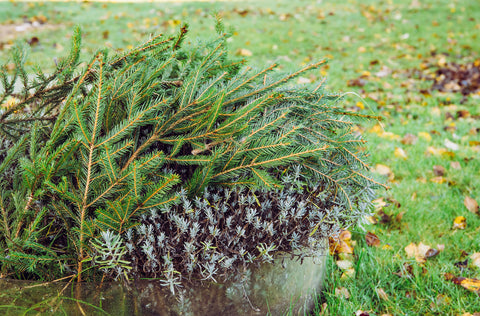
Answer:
top-left (0, 20), bottom-right (383, 287)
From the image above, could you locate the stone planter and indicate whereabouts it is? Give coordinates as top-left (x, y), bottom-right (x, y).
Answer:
top-left (135, 239), bottom-right (328, 316)
top-left (0, 239), bottom-right (327, 315)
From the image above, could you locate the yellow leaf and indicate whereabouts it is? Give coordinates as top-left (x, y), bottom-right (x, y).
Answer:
top-left (358, 46), bottom-right (367, 53)
top-left (374, 164), bottom-right (394, 181)
top-left (167, 19), bottom-right (181, 27)
top-left (418, 132), bottom-right (432, 142)
top-left (380, 132), bottom-right (401, 140)
top-left (127, 22), bottom-right (134, 28)
top-left (394, 147), bottom-right (408, 159)
top-left (453, 216), bottom-right (466, 229)
top-left (430, 176), bottom-right (446, 184)
top-left (356, 101), bottom-right (365, 109)
top-left (368, 124), bottom-right (383, 135)
top-left (453, 277), bottom-right (480, 293)
top-left (236, 48), bottom-right (253, 57)
top-left (464, 196), bottom-right (479, 214)
top-left (426, 146), bottom-right (448, 157)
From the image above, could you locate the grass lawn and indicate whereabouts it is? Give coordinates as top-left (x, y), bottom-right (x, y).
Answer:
top-left (1, 0), bottom-right (480, 314)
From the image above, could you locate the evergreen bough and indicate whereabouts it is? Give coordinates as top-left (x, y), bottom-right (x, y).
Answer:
top-left (0, 23), bottom-right (383, 288)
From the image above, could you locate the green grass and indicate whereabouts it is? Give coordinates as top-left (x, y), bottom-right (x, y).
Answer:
top-left (1, 0), bottom-right (480, 314)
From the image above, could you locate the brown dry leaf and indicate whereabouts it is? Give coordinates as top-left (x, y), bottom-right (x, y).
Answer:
top-left (329, 230), bottom-right (354, 255)
top-left (395, 211), bottom-right (405, 222)
top-left (401, 133), bottom-right (418, 145)
top-left (377, 210), bottom-right (391, 223)
top-left (375, 288), bottom-right (389, 301)
top-left (365, 232), bottom-right (380, 247)
top-left (453, 216), bottom-right (467, 229)
top-left (444, 272), bottom-right (455, 281)
top-left (433, 165), bottom-right (446, 176)
top-left (452, 277), bottom-right (480, 293)
top-left (335, 287), bottom-right (350, 299)
top-left (425, 248), bottom-right (440, 259)
top-left (394, 263), bottom-right (414, 278)
top-left (471, 253), bottom-right (480, 269)
top-left (464, 196), bottom-right (479, 214)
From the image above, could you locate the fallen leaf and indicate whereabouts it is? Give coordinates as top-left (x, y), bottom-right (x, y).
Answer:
top-left (401, 133), bottom-right (418, 145)
top-left (375, 288), bottom-right (389, 301)
top-left (433, 165), bottom-right (446, 176)
top-left (444, 138), bottom-right (460, 151)
top-left (464, 196), bottom-right (479, 214)
top-left (394, 147), bottom-right (408, 159)
top-left (426, 146), bottom-right (448, 156)
top-left (453, 216), bottom-right (467, 229)
top-left (365, 231), bottom-right (380, 247)
top-left (405, 242), bottom-right (438, 263)
top-left (394, 263), bottom-right (414, 277)
top-left (236, 48), bottom-right (252, 56)
top-left (329, 230), bottom-right (354, 255)
top-left (356, 310), bottom-right (370, 316)
top-left (452, 277), bottom-right (480, 293)
top-left (418, 132), bottom-right (432, 142)
top-left (395, 212), bottom-right (405, 222)
top-left (430, 176), bottom-right (447, 184)
top-left (425, 248), bottom-right (440, 258)
top-left (455, 259), bottom-right (469, 269)
top-left (374, 164), bottom-right (394, 181)
top-left (444, 272), bottom-right (455, 280)
top-left (450, 161), bottom-right (461, 169)
top-left (372, 197), bottom-right (387, 211)
top-left (358, 46), bottom-right (367, 53)
top-left (377, 210), bottom-right (392, 223)
top-left (405, 243), bottom-right (418, 259)
top-left (335, 287), bottom-right (350, 299)
top-left (382, 244), bottom-right (393, 250)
